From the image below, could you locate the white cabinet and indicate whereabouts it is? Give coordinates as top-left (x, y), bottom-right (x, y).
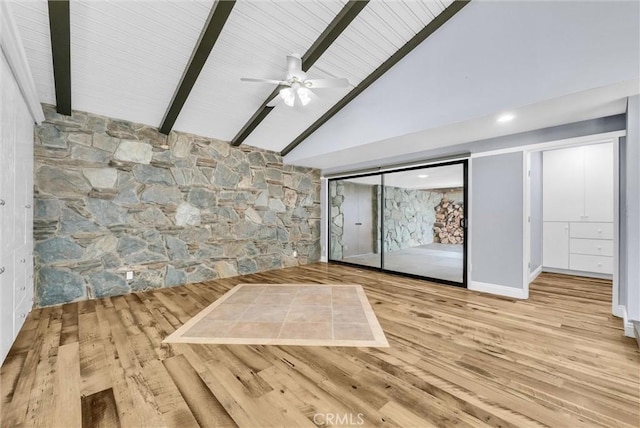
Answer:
top-left (543, 146), bottom-right (585, 222)
top-left (542, 143), bottom-right (614, 276)
top-left (584, 144), bottom-right (614, 222)
top-left (0, 51), bottom-right (35, 364)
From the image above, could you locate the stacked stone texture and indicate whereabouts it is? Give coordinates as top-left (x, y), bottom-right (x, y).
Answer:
top-left (33, 105), bottom-right (320, 307)
top-left (382, 186), bottom-right (441, 252)
top-left (433, 198), bottom-right (464, 244)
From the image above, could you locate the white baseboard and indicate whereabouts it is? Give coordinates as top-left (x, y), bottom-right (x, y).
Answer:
top-left (613, 304), bottom-right (624, 318)
top-left (622, 308), bottom-right (635, 338)
top-left (469, 281), bottom-right (528, 299)
top-left (320, 256), bottom-right (327, 263)
top-left (542, 267), bottom-right (612, 280)
top-left (528, 266), bottom-right (542, 283)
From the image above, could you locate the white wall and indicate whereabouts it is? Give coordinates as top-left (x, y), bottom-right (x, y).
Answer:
top-left (288, 0), bottom-right (640, 164)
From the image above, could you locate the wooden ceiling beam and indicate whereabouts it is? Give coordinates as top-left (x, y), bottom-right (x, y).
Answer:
top-left (230, 0), bottom-right (369, 147)
top-left (159, 0), bottom-right (236, 135)
top-left (280, 0), bottom-right (472, 157)
top-left (47, 0), bottom-right (72, 115)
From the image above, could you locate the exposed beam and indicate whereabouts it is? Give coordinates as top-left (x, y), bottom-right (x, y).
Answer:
top-left (230, 0), bottom-right (369, 147)
top-left (47, 0), bottom-right (71, 116)
top-left (280, 0), bottom-right (472, 157)
top-left (159, 0), bottom-right (236, 135)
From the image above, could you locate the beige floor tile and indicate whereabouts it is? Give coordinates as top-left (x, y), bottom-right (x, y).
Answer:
top-left (186, 319), bottom-right (235, 337)
top-left (293, 294), bottom-right (332, 306)
top-left (262, 286), bottom-right (299, 295)
top-left (235, 285), bottom-right (267, 295)
top-left (279, 322), bottom-right (333, 340)
top-left (240, 304), bottom-right (290, 322)
top-left (254, 293), bottom-right (296, 305)
top-left (333, 306), bottom-right (368, 323)
top-left (332, 293), bottom-right (360, 305)
top-left (203, 303), bottom-right (248, 320)
top-left (226, 322), bottom-right (282, 338)
top-left (286, 305), bottom-right (332, 323)
top-left (225, 292), bottom-right (261, 304)
top-left (333, 323), bottom-right (374, 340)
top-left (297, 286), bottom-right (332, 295)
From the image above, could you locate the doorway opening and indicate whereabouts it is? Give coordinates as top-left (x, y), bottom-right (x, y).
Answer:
top-left (328, 160), bottom-right (468, 287)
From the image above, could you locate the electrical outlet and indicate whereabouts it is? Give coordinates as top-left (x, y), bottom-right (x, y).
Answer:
top-left (292, 250), bottom-right (298, 257)
top-left (126, 271), bottom-right (134, 280)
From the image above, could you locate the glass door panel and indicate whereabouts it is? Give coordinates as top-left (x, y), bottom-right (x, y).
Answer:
top-left (329, 176), bottom-right (381, 268)
top-left (382, 164), bottom-right (465, 283)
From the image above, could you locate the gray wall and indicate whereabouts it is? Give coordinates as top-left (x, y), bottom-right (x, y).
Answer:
top-left (623, 95), bottom-right (640, 321)
top-left (34, 105), bottom-right (321, 307)
top-left (530, 151), bottom-right (543, 273)
top-left (619, 136), bottom-right (627, 307)
top-left (471, 152), bottom-right (523, 289)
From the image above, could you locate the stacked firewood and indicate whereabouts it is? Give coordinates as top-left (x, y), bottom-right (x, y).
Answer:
top-left (433, 198), bottom-right (464, 244)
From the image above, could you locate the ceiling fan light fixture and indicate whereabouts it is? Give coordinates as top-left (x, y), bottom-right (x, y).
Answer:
top-left (279, 87), bottom-right (295, 107)
top-left (297, 87), bottom-right (312, 106)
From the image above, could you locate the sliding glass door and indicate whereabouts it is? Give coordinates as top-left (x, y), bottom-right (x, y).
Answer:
top-left (329, 176), bottom-right (381, 268)
top-left (329, 160), bottom-right (467, 287)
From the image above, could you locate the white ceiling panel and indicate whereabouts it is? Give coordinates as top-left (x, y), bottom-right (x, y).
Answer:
top-left (244, 0), bottom-right (450, 152)
top-left (8, 0), bottom-right (56, 105)
top-left (69, 0), bottom-right (210, 126)
top-left (173, 0), bottom-right (346, 141)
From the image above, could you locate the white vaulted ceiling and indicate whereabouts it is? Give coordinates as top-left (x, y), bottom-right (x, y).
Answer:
top-left (8, 0), bottom-right (454, 152)
top-left (7, 0), bottom-right (639, 169)
top-left (173, 0), bottom-right (347, 142)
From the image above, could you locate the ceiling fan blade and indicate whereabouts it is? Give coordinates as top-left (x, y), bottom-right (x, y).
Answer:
top-left (241, 77), bottom-right (287, 85)
top-left (266, 95), bottom-right (282, 108)
top-left (286, 55), bottom-right (302, 76)
top-left (304, 78), bottom-right (349, 89)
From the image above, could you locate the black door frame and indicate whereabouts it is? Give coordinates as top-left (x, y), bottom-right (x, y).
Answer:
top-left (327, 159), bottom-right (469, 288)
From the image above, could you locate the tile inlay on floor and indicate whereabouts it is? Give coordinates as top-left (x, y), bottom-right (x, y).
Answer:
top-left (163, 284), bottom-right (389, 347)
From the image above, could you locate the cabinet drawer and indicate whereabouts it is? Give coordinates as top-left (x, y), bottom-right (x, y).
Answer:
top-left (570, 239), bottom-right (614, 257)
top-left (569, 254), bottom-right (613, 274)
top-left (569, 223), bottom-right (613, 239)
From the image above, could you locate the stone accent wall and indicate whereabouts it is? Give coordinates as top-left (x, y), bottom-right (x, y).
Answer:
top-left (33, 105), bottom-right (320, 307)
top-left (382, 186), bottom-right (442, 252)
top-left (329, 181), bottom-right (346, 260)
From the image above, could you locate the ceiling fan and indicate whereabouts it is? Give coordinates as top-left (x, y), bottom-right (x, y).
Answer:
top-left (241, 53), bottom-right (349, 107)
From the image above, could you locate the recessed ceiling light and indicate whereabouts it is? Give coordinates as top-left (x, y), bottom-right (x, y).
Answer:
top-left (497, 113), bottom-right (515, 123)
top-left (418, 174), bottom-right (429, 178)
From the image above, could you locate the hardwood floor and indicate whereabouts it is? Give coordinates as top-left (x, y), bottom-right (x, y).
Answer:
top-left (1, 264), bottom-right (638, 427)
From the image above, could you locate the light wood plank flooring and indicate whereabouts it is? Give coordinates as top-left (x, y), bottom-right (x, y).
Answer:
top-left (1, 264), bottom-right (638, 427)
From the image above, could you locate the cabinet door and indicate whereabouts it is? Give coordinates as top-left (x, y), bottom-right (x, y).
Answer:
top-left (0, 53), bottom-right (17, 255)
top-left (543, 222), bottom-right (569, 269)
top-left (543, 147), bottom-right (585, 222)
top-left (0, 252), bottom-right (15, 362)
top-left (584, 143), bottom-right (613, 222)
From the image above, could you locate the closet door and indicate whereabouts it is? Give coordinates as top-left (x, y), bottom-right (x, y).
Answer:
top-left (543, 147), bottom-right (584, 222)
top-left (584, 143), bottom-right (613, 222)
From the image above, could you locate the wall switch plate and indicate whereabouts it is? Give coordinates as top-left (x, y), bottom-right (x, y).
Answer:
top-left (126, 271), bottom-right (134, 280)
